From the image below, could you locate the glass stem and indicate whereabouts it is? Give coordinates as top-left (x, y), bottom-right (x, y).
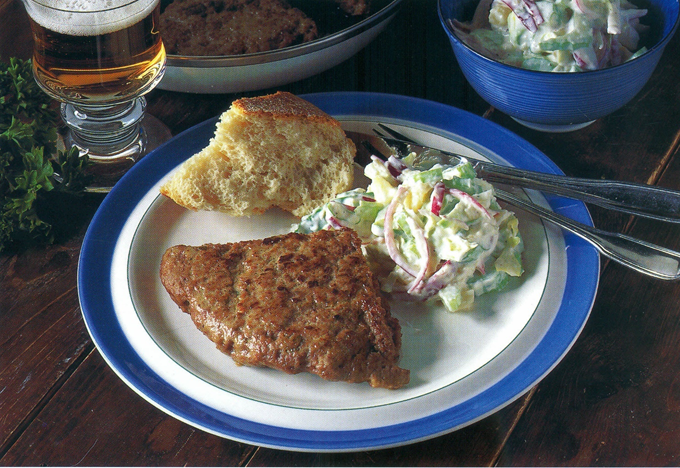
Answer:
top-left (61, 97), bottom-right (147, 161)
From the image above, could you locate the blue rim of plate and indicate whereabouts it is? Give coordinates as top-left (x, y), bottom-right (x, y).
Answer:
top-left (78, 92), bottom-right (599, 452)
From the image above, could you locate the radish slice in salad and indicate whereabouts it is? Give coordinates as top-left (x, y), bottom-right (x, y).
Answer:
top-left (501, 0), bottom-right (537, 31)
top-left (430, 182), bottom-right (447, 216)
top-left (387, 155), bottom-right (409, 178)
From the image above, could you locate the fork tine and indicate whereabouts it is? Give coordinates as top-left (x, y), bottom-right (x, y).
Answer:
top-left (360, 140), bottom-right (389, 161)
top-left (373, 128), bottom-right (410, 157)
top-left (377, 124), bottom-right (467, 167)
top-left (377, 123), bottom-right (418, 144)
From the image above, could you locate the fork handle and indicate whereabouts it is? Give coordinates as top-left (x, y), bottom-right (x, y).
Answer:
top-left (478, 163), bottom-right (680, 223)
top-left (374, 124), bottom-right (680, 223)
top-left (495, 189), bottom-right (680, 280)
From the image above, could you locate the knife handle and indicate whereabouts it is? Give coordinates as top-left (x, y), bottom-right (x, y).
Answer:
top-left (478, 163), bottom-right (680, 223)
top-left (495, 189), bottom-right (680, 280)
top-left (370, 127), bottom-right (680, 223)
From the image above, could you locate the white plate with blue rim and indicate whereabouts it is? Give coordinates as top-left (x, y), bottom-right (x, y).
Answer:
top-left (78, 92), bottom-right (599, 452)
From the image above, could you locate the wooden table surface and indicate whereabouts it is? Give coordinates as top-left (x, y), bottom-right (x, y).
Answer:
top-left (2, 0), bottom-right (680, 465)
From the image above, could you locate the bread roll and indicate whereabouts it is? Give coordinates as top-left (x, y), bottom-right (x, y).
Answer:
top-left (160, 91), bottom-right (355, 217)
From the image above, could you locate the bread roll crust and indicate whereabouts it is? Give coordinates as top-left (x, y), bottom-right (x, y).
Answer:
top-left (160, 91), bottom-right (355, 217)
top-left (231, 91), bottom-right (340, 125)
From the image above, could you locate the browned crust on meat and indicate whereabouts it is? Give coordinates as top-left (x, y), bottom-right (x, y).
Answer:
top-left (160, 0), bottom-right (319, 56)
top-left (160, 229), bottom-right (409, 389)
top-left (336, 0), bottom-right (371, 15)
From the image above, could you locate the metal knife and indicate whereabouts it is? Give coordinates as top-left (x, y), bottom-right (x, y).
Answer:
top-left (346, 129), bottom-right (680, 224)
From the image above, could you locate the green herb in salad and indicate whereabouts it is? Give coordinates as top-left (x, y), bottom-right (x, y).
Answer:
top-left (1, 57), bottom-right (93, 253)
top-left (294, 154), bottom-right (524, 313)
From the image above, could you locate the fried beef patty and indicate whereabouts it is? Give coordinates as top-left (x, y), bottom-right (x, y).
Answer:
top-left (159, 229), bottom-right (409, 389)
top-left (160, 0), bottom-right (319, 56)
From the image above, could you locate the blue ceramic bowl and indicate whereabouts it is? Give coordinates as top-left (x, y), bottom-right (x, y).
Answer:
top-left (438, 0), bottom-right (679, 132)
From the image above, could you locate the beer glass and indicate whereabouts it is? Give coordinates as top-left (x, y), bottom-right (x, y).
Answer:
top-left (21, 0), bottom-right (170, 187)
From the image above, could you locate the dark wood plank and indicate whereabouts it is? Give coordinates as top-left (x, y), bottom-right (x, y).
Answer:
top-left (497, 246), bottom-right (680, 465)
top-left (0, 202), bottom-right (99, 453)
top-left (0, 286), bottom-right (91, 453)
top-left (0, 0), bottom-right (32, 62)
top-left (2, 0), bottom-right (679, 464)
top-left (247, 394), bottom-right (534, 466)
top-left (495, 146), bottom-right (680, 466)
top-left (1, 0), bottom-right (100, 457)
top-left (1, 350), bottom-right (258, 466)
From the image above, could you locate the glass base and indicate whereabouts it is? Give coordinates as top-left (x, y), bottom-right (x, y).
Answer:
top-left (511, 118), bottom-right (596, 133)
top-left (62, 113), bottom-right (172, 192)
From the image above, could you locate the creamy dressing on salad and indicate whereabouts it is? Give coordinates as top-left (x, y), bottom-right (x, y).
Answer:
top-left (452, 0), bottom-right (649, 71)
top-left (293, 154), bottom-right (524, 313)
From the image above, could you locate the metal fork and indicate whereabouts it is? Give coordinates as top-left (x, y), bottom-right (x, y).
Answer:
top-left (366, 123), bottom-right (680, 280)
top-left (373, 123), bottom-right (680, 224)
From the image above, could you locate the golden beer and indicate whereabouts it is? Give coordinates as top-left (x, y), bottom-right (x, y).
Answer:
top-left (26, 0), bottom-right (165, 105)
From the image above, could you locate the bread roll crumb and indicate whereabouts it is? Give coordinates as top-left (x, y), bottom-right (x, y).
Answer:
top-left (160, 92), bottom-right (355, 217)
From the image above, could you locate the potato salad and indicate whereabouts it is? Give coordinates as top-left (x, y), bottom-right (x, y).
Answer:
top-left (452, 0), bottom-right (649, 71)
top-left (294, 155), bottom-right (524, 313)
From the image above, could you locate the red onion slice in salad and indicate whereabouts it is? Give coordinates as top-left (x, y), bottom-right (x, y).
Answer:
top-left (328, 216), bottom-right (345, 230)
top-left (522, 0), bottom-right (544, 26)
top-left (573, 47), bottom-right (599, 70)
top-left (418, 261), bottom-right (460, 299)
top-left (501, 0), bottom-right (541, 32)
top-left (574, 0), bottom-right (601, 19)
top-left (607, 0), bottom-right (623, 34)
top-left (448, 188), bottom-right (494, 219)
top-left (387, 155), bottom-right (409, 178)
top-left (405, 216), bottom-right (432, 294)
top-left (383, 185), bottom-right (419, 278)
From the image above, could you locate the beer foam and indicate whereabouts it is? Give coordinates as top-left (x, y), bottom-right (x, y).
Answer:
top-left (25, 0), bottom-right (158, 36)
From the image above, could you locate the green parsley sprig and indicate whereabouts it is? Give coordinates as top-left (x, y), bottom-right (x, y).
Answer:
top-left (1, 57), bottom-right (93, 253)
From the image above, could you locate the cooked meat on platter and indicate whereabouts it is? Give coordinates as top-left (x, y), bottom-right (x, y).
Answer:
top-left (160, 0), bottom-right (319, 56)
top-left (159, 0), bottom-right (374, 57)
top-left (334, 0), bottom-right (371, 15)
top-left (159, 228), bottom-right (410, 389)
